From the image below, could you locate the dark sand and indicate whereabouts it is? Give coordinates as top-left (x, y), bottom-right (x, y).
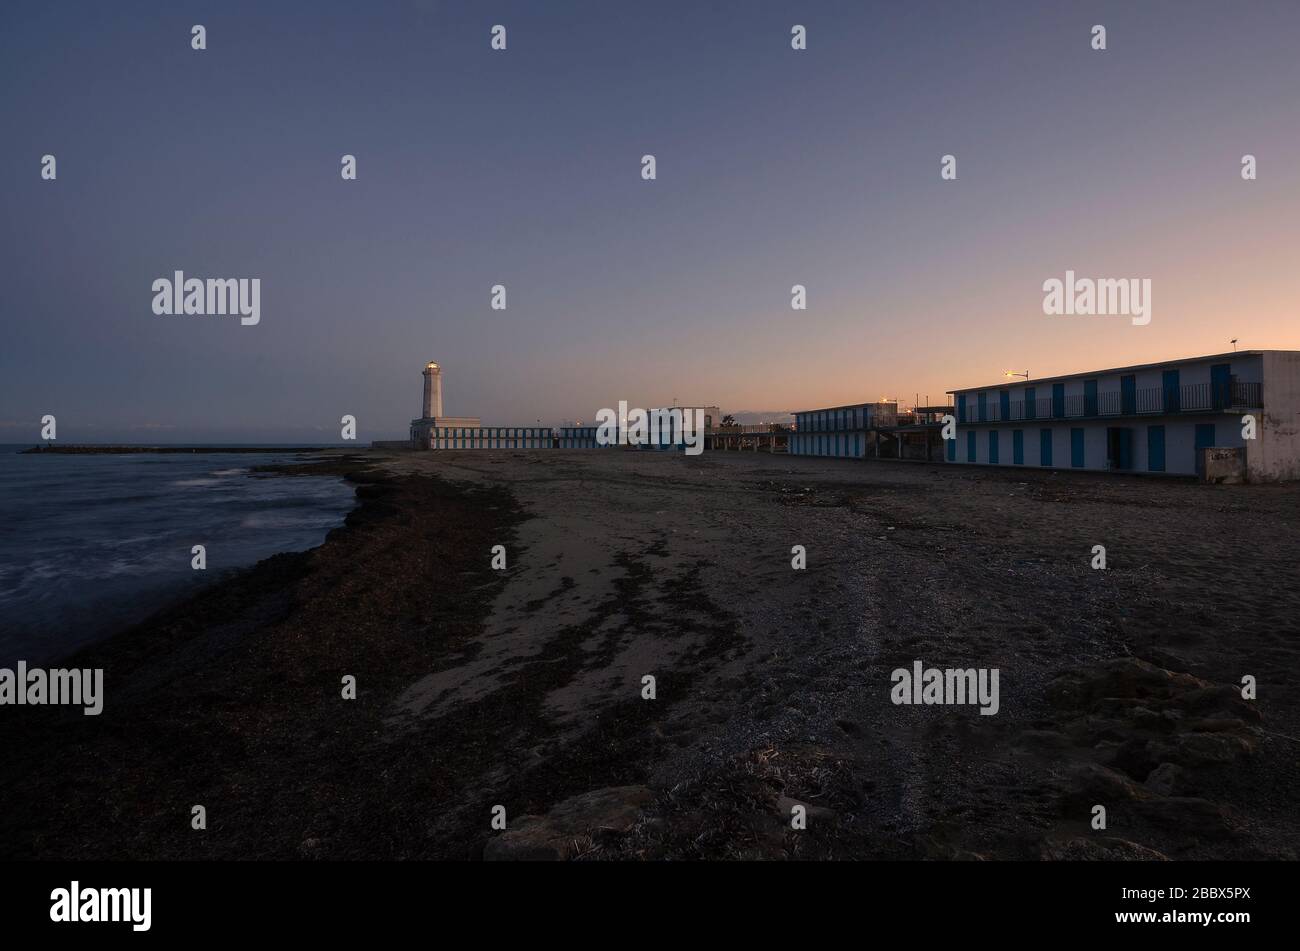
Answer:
top-left (1, 449), bottom-right (1296, 860)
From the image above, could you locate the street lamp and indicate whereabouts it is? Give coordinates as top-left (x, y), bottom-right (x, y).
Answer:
top-left (1004, 370), bottom-right (1029, 381)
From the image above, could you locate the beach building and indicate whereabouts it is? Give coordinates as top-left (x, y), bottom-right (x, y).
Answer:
top-left (943, 350), bottom-right (1300, 481)
top-left (877, 405), bottom-right (951, 461)
top-left (705, 423), bottom-right (791, 452)
top-left (789, 402), bottom-right (898, 458)
top-left (562, 406), bottom-right (720, 451)
top-left (558, 426), bottom-right (605, 448)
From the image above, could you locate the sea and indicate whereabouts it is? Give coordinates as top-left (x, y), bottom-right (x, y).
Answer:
top-left (0, 446), bottom-right (356, 664)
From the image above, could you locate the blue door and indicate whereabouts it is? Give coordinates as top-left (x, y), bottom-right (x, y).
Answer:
top-left (977, 392), bottom-right (987, 422)
top-left (1040, 429), bottom-right (1052, 466)
top-left (1162, 370), bottom-right (1180, 413)
top-left (1107, 427), bottom-right (1134, 470)
top-left (1071, 428), bottom-right (1085, 467)
top-left (966, 430), bottom-right (976, 462)
top-left (989, 431), bottom-right (999, 464)
top-left (1052, 383), bottom-right (1065, 418)
top-left (947, 433), bottom-right (955, 462)
top-left (1211, 364), bottom-right (1231, 410)
top-left (1148, 425), bottom-right (1166, 472)
top-left (999, 390), bottom-right (1010, 421)
top-left (957, 394), bottom-right (967, 423)
top-left (1195, 423), bottom-right (1215, 476)
top-left (1024, 387), bottom-right (1036, 420)
top-left (1120, 374), bottom-right (1136, 415)
top-left (1084, 380), bottom-right (1098, 417)
top-left (1013, 429), bottom-right (1024, 465)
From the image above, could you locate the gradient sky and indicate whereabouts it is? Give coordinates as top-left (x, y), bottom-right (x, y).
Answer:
top-left (2, 0), bottom-right (1298, 441)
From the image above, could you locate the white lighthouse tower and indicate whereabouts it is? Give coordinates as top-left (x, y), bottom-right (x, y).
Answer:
top-left (422, 362), bottom-right (443, 418)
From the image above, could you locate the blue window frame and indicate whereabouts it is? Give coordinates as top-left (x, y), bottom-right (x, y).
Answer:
top-left (1040, 429), bottom-right (1053, 466)
top-left (946, 433), bottom-right (956, 462)
top-left (999, 390), bottom-right (1010, 421)
top-left (957, 394), bottom-right (967, 423)
top-left (977, 392), bottom-right (987, 422)
top-left (1013, 429), bottom-right (1024, 465)
top-left (1024, 387), bottom-right (1036, 420)
top-left (966, 430), bottom-right (976, 462)
top-left (1052, 383), bottom-right (1065, 419)
top-left (1070, 428), bottom-right (1085, 467)
top-left (989, 431), bottom-right (999, 464)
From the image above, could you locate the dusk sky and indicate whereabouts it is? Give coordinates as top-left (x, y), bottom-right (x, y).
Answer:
top-left (3, 0), bottom-right (1299, 442)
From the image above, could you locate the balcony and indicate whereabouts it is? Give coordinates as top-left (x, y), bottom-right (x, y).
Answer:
top-left (960, 381), bottom-right (1261, 424)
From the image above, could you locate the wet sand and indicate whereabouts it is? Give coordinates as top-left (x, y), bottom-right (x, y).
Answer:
top-left (1, 448), bottom-right (1296, 860)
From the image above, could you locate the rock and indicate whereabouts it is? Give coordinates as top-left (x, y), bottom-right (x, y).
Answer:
top-left (1040, 835), bottom-right (1168, 861)
top-left (1187, 717), bottom-right (1250, 733)
top-left (1143, 762), bottom-right (1186, 797)
top-left (1134, 796), bottom-right (1235, 838)
top-left (1172, 732), bottom-right (1255, 765)
top-left (483, 785), bottom-right (655, 861)
top-left (1065, 762), bottom-right (1149, 804)
top-left (1048, 658), bottom-right (1209, 710)
top-left (1015, 729), bottom-right (1071, 751)
top-left (1180, 686), bottom-right (1261, 722)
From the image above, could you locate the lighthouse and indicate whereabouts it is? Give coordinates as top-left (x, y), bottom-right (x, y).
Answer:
top-left (410, 360), bottom-right (480, 448)
top-left (422, 362), bottom-right (443, 418)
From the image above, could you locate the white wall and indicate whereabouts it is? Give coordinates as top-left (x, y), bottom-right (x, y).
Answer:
top-left (951, 418), bottom-right (1243, 475)
top-left (1251, 352), bottom-right (1300, 481)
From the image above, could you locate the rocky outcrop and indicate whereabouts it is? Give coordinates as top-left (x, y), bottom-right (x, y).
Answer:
top-left (483, 785), bottom-right (655, 861)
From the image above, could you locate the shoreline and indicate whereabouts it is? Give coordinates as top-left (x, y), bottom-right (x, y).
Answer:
top-left (0, 448), bottom-right (361, 666)
top-left (0, 451), bottom-right (529, 859)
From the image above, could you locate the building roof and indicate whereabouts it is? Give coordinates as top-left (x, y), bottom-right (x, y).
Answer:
top-left (946, 350), bottom-right (1297, 395)
top-left (791, 400), bottom-right (897, 414)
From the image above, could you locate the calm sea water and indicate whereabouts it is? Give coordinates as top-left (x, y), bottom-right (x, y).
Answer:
top-left (0, 447), bottom-right (356, 664)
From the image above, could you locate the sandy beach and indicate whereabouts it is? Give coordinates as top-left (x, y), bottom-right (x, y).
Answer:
top-left (1, 448), bottom-right (1296, 860)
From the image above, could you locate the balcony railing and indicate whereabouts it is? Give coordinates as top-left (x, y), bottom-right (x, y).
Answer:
top-left (960, 381), bottom-right (1260, 423)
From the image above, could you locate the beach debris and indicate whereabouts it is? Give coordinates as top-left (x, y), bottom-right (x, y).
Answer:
top-left (483, 786), bottom-right (654, 861)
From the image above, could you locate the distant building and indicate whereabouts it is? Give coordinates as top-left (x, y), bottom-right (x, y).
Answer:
top-left (943, 350), bottom-right (1300, 481)
top-left (880, 406), bottom-right (951, 461)
top-left (404, 363), bottom-right (715, 452)
top-left (574, 405), bottom-right (720, 451)
top-left (789, 402), bottom-right (898, 458)
top-left (557, 426), bottom-right (605, 449)
top-left (426, 426), bottom-right (553, 449)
